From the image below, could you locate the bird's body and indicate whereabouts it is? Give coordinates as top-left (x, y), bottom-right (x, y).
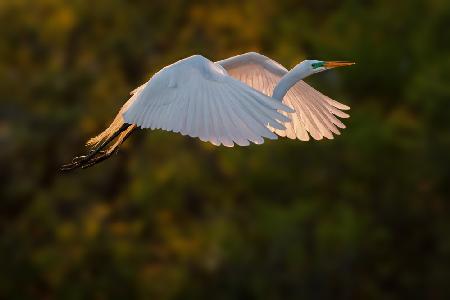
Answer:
top-left (61, 52), bottom-right (354, 171)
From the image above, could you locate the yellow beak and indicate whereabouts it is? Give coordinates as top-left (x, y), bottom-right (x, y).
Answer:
top-left (324, 61), bottom-right (355, 69)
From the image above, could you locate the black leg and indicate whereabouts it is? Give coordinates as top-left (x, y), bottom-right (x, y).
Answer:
top-left (80, 124), bottom-right (136, 170)
top-left (70, 123), bottom-right (131, 164)
top-left (60, 123), bottom-right (135, 172)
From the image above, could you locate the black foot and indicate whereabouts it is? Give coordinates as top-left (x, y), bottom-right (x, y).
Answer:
top-left (60, 150), bottom-right (114, 172)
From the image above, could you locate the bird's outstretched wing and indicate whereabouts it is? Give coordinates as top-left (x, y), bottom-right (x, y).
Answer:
top-left (216, 52), bottom-right (350, 141)
top-left (123, 55), bottom-right (293, 147)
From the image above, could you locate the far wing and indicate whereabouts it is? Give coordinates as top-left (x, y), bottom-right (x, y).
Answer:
top-left (123, 55), bottom-right (293, 147)
top-left (217, 52), bottom-right (350, 141)
top-left (216, 52), bottom-right (287, 95)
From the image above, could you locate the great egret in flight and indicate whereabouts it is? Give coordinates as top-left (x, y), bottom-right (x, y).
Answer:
top-left (61, 52), bottom-right (354, 171)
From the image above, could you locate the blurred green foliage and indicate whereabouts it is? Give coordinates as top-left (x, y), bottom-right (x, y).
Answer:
top-left (1, 0), bottom-right (450, 299)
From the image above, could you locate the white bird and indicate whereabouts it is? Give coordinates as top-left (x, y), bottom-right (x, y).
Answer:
top-left (61, 52), bottom-right (354, 171)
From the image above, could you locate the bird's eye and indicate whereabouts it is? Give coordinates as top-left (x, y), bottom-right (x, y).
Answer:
top-left (311, 62), bottom-right (325, 69)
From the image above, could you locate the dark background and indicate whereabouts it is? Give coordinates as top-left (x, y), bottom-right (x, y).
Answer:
top-left (1, 0), bottom-right (450, 299)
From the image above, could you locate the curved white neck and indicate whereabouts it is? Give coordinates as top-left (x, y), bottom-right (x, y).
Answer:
top-left (272, 61), bottom-right (313, 101)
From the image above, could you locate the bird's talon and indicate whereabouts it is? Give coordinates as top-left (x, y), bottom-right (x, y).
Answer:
top-left (88, 149), bottom-right (105, 154)
top-left (72, 155), bottom-right (87, 163)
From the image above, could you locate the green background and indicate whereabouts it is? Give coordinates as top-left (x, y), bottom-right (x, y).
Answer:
top-left (1, 0), bottom-right (450, 299)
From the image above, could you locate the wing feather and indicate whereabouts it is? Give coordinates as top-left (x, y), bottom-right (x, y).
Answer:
top-left (209, 86), bottom-right (226, 145)
top-left (215, 94), bottom-right (235, 147)
top-left (291, 105), bottom-right (309, 141)
top-left (196, 87), bottom-right (207, 142)
top-left (216, 86), bottom-right (247, 146)
top-left (226, 87), bottom-right (278, 140)
top-left (225, 89), bottom-right (264, 144)
top-left (204, 85), bottom-right (219, 146)
top-left (227, 87), bottom-right (279, 139)
top-left (281, 98), bottom-right (296, 139)
top-left (221, 98), bottom-right (251, 146)
top-left (240, 90), bottom-right (288, 130)
top-left (173, 94), bottom-right (187, 133)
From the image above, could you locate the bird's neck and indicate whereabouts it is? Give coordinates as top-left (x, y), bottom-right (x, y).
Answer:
top-left (272, 62), bottom-right (313, 101)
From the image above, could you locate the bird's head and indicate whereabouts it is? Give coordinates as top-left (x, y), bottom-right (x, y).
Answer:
top-left (303, 60), bottom-right (355, 75)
